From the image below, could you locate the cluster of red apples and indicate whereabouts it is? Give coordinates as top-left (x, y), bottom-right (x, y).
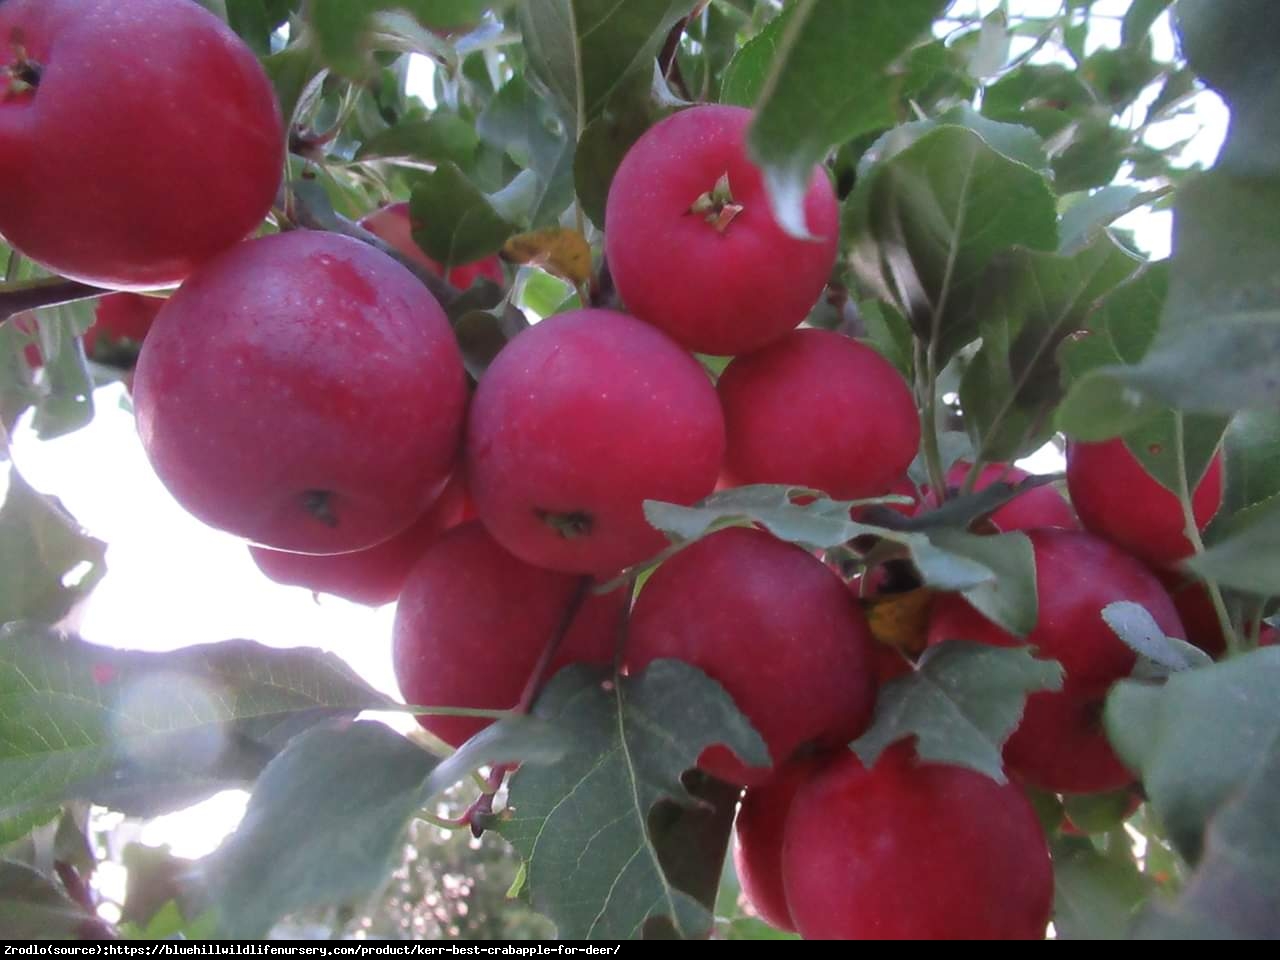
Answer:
top-left (2, 0), bottom-right (1248, 941)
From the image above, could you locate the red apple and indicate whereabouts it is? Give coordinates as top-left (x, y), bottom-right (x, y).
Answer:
top-left (605, 105), bottom-right (839, 356)
top-left (782, 743), bottom-right (1053, 939)
top-left (626, 527), bottom-right (876, 786)
top-left (84, 293), bottom-right (164, 363)
top-left (733, 758), bottom-right (824, 932)
top-left (718, 329), bottom-right (920, 499)
top-left (393, 522), bottom-right (624, 747)
top-left (466, 308), bottom-right (724, 575)
top-left (927, 529), bottom-right (1184, 794)
top-left (1066, 437), bottom-right (1223, 566)
top-left (0, 0), bottom-right (283, 289)
top-left (134, 230), bottom-right (466, 554)
top-left (360, 202), bottom-right (504, 291)
top-left (250, 469), bottom-right (475, 606)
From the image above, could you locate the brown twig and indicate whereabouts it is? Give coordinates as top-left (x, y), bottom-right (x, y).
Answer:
top-left (0, 278), bottom-right (107, 324)
top-left (658, 16), bottom-right (693, 101)
top-left (54, 861), bottom-right (117, 941)
top-left (464, 577), bottom-right (593, 837)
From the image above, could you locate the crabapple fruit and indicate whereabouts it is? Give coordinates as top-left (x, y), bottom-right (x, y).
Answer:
top-left (250, 470), bottom-right (474, 606)
top-left (626, 527), bottom-right (876, 786)
top-left (134, 230), bottom-right (466, 554)
top-left (1066, 437), bottom-right (1223, 566)
top-left (467, 309), bottom-right (724, 575)
top-left (718, 329), bottom-right (920, 499)
top-left (781, 743), bottom-right (1053, 939)
top-left (393, 522), bottom-right (624, 746)
top-left (927, 528), bottom-right (1184, 793)
top-left (605, 105), bottom-right (839, 356)
top-left (0, 0), bottom-right (283, 289)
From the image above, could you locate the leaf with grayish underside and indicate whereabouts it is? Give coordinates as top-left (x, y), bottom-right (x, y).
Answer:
top-left (852, 641), bottom-right (1064, 782)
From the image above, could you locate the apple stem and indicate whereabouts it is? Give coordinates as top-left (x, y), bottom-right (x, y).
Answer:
top-left (688, 172), bottom-right (745, 233)
top-left (1173, 413), bottom-right (1239, 656)
top-left (515, 576), bottom-right (593, 715)
top-left (914, 338), bottom-right (948, 502)
top-left (456, 577), bottom-right (592, 837)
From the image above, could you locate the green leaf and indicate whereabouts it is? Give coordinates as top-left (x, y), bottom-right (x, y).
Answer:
top-left (1132, 734), bottom-right (1280, 939)
top-left (409, 162), bottom-right (518, 269)
top-left (0, 624), bottom-right (391, 819)
top-left (851, 641), bottom-right (1064, 783)
top-left (1177, 0), bottom-right (1280, 177)
top-left (862, 105), bottom-right (1051, 181)
top-left (1052, 838), bottom-right (1152, 939)
top-left (845, 125), bottom-right (1058, 366)
top-left (225, 0), bottom-right (284, 56)
top-left (1101, 601), bottom-right (1214, 677)
top-left (858, 300), bottom-right (913, 377)
top-left (476, 74), bottom-right (576, 229)
top-left (573, 69), bottom-right (674, 229)
top-left (1188, 495), bottom-right (1280, 595)
top-left (200, 720), bottom-right (436, 938)
top-left (1062, 788), bottom-right (1142, 835)
top-left (307, 1), bottom-right (472, 77)
top-left (1056, 263), bottom-right (1174, 442)
top-left (452, 301), bottom-right (529, 380)
top-left (518, 0), bottom-right (689, 134)
top-left (262, 42), bottom-right (326, 131)
top-left (498, 662), bottom-right (768, 939)
top-left (0, 859), bottom-right (93, 939)
top-left (719, 3), bottom-right (793, 108)
top-left (0, 468), bottom-right (106, 624)
top-left (357, 113), bottom-right (479, 167)
top-left (0, 807), bottom-right (58, 848)
top-left (1059, 186), bottom-right (1160, 254)
top-left (1223, 410), bottom-right (1280, 515)
top-left (419, 711), bottom-right (573, 802)
top-left (926, 530), bottom-right (1038, 637)
top-left (1103, 172), bottom-right (1280, 414)
top-left (644, 773), bottom-right (741, 939)
top-left (746, 0), bottom-right (948, 236)
top-left (1123, 0), bottom-right (1172, 47)
top-left (1104, 647), bottom-right (1280, 861)
top-left (961, 234), bottom-right (1141, 462)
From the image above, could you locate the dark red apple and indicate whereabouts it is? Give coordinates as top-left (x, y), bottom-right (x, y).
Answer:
top-left (605, 105), bottom-right (839, 356)
top-left (733, 758), bottom-right (824, 933)
top-left (466, 308), bottom-right (724, 575)
top-left (250, 469), bottom-right (475, 606)
top-left (1067, 437), bottom-right (1223, 566)
top-left (626, 527), bottom-right (876, 786)
top-left (134, 230), bottom-right (466, 555)
top-left (0, 0), bottom-right (283, 289)
top-left (782, 743), bottom-right (1053, 939)
top-left (927, 528), bottom-right (1184, 794)
top-left (359, 202), bottom-right (504, 291)
top-left (718, 329), bottom-right (920, 499)
top-left (84, 293), bottom-right (164, 362)
top-left (393, 522), bottom-right (624, 747)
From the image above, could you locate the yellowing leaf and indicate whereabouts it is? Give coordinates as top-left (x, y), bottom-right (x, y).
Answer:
top-left (502, 228), bottom-right (592, 286)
